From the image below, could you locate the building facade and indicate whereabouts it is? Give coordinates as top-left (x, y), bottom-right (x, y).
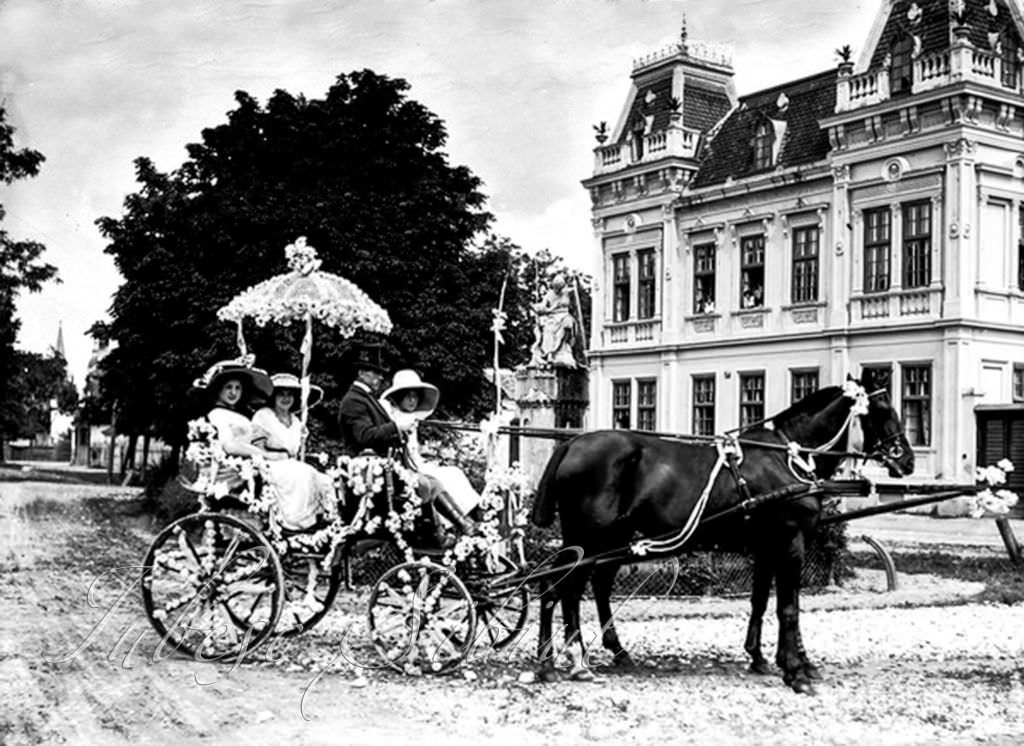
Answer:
top-left (585, 1), bottom-right (1024, 486)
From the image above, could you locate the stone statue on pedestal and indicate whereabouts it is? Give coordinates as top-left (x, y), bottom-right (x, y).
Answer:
top-left (528, 273), bottom-right (580, 369)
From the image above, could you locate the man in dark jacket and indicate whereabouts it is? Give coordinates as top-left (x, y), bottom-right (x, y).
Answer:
top-left (338, 344), bottom-right (476, 537)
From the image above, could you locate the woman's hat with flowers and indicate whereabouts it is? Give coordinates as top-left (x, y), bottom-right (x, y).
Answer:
top-left (192, 356), bottom-right (274, 399)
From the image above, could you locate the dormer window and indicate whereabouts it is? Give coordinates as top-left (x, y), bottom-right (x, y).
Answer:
top-left (890, 34), bottom-right (914, 96)
top-left (630, 118), bottom-right (646, 162)
top-left (1001, 39), bottom-right (1019, 89)
top-left (752, 121), bottom-right (772, 170)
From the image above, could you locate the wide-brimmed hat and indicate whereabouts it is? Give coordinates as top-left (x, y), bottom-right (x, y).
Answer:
top-left (192, 357), bottom-right (274, 399)
top-left (269, 372), bottom-right (323, 411)
top-left (349, 343), bottom-right (388, 374)
top-left (382, 369), bottom-right (439, 415)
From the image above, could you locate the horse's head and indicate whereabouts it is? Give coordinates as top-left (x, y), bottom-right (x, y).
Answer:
top-left (852, 374), bottom-right (914, 478)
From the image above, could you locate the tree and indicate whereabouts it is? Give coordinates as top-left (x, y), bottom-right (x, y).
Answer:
top-left (94, 70), bottom-right (536, 452)
top-left (0, 105), bottom-right (58, 460)
top-left (1, 351), bottom-right (78, 442)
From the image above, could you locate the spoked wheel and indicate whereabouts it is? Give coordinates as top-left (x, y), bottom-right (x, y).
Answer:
top-left (274, 551), bottom-right (344, 636)
top-left (141, 512), bottom-right (284, 663)
top-left (468, 553), bottom-right (529, 651)
top-left (367, 561), bottom-right (477, 674)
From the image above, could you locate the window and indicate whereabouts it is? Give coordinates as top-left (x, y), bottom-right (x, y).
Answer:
top-left (630, 118), bottom-right (645, 161)
top-left (637, 379), bottom-right (657, 431)
top-left (890, 35), bottom-right (914, 96)
top-left (740, 235), bottom-right (765, 308)
top-left (693, 376), bottom-right (716, 436)
top-left (864, 207), bottom-right (891, 292)
top-left (1015, 365), bottom-right (1024, 402)
top-left (1018, 205), bottom-right (1024, 291)
top-left (861, 364), bottom-right (893, 398)
top-left (791, 369), bottom-right (819, 404)
top-left (753, 120), bottom-right (772, 170)
top-left (1002, 40), bottom-right (1019, 89)
top-left (613, 253), bottom-right (630, 322)
top-left (901, 364), bottom-right (931, 447)
top-left (739, 372), bottom-right (765, 429)
top-left (693, 243), bottom-right (716, 313)
top-left (612, 381), bottom-right (631, 429)
top-left (637, 250), bottom-right (657, 319)
top-left (792, 226), bottom-right (819, 303)
top-left (903, 201), bottom-right (931, 288)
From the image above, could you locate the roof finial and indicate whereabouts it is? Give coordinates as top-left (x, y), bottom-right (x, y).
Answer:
top-left (680, 12), bottom-right (689, 47)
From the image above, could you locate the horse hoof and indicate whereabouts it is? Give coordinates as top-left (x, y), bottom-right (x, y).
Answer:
top-left (748, 660), bottom-right (771, 675)
top-left (612, 652), bottom-right (636, 669)
top-left (569, 667), bottom-right (597, 682)
top-left (802, 663), bottom-right (823, 681)
top-left (790, 678), bottom-right (816, 695)
top-left (537, 669), bottom-right (561, 684)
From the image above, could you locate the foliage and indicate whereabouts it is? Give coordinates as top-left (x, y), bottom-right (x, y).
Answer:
top-left (0, 350), bottom-right (78, 441)
top-left (93, 70), bottom-right (546, 449)
top-left (0, 105), bottom-right (58, 456)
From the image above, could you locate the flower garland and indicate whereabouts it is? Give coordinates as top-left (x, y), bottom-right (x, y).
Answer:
top-left (444, 462), bottom-right (534, 567)
top-left (969, 459), bottom-right (1020, 518)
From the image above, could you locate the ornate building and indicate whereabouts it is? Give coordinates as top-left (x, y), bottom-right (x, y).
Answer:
top-left (585, 1), bottom-right (1024, 487)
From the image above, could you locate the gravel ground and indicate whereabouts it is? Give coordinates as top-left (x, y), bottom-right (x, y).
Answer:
top-left (2, 481), bottom-right (1023, 745)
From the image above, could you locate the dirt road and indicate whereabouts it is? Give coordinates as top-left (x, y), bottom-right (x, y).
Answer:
top-left (2, 480), bottom-right (1023, 745)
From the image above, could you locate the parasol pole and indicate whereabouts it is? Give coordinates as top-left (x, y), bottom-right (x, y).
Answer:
top-left (299, 309), bottom-right (313, 460)
top-left (492, 270), bottom-right (510, 416)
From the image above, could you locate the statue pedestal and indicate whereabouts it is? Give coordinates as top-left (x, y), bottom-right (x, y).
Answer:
top-left (513, 365), bottom-right (588, 486)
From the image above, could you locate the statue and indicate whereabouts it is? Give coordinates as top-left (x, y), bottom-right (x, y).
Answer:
top-left (529, 273), bottom-right (580, 369)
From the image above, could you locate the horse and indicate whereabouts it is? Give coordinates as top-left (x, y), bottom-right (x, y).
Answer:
top-left (529, 376), bottom-right (914, 693)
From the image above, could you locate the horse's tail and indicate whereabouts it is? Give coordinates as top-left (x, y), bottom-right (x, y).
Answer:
top-left (530, 440), bottom-right (572, 527)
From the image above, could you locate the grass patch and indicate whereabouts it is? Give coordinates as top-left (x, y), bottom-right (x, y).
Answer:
top-left (851, 549), bottom-right (1024, 604)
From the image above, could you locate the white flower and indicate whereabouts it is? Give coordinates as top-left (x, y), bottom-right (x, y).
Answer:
top-left (997, 458), bottom-right (1015, 473)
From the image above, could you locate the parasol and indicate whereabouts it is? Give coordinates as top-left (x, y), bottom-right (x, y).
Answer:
top-left (218, 237), bottom-right (392, 452)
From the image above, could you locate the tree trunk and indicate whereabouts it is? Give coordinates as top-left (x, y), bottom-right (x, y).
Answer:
top-left (140, 433), bottom-right (151, 480)
top-left (121, 433), bottom-right (138, 478)
top-left (106, 408), bottom-right (117, 485)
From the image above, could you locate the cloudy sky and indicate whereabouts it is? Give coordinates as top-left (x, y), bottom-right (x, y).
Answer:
top-left (1, 0), bottom-right (878, 383)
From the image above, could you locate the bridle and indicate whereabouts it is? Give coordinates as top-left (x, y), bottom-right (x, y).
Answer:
top-left (861, 389), bottom-right (908, 474)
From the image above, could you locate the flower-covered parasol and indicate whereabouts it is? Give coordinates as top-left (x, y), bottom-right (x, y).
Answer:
top-left (218, 237), bottom-right (392, 450)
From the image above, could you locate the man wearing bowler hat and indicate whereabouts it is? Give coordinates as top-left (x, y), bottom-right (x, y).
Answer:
top-left (338, 343), bottom-right (477, 539)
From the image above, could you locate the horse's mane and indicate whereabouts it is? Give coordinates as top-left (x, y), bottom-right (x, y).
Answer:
top-left (770, 385), bottom-right (845, 430)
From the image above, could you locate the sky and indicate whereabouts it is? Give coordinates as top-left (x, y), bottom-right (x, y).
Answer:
top-left (1, 0), bottom-right (878, 385)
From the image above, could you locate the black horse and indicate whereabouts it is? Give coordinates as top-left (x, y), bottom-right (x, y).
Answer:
top-left (529, 377), bottom-right (914, 693)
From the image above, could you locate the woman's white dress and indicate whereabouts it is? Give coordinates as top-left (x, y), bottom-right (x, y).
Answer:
top-left (382, 401), bottom-right (481, 515)
top-left (251, 407), bottom-right (335, 530)
top-left (207, 406), bottom-right (330, 530)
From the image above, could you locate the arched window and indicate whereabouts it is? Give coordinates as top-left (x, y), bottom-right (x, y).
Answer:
top-left (752, 120), bottom-right (772, 170)
top-left (890, 34), bottom-right (914, 96)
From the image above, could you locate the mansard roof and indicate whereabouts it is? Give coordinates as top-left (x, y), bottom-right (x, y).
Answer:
top-left (691, 70), bottom-right (836, 189)
top-left (865, 0), bottom-right (1024, 70)
top-left (616, 72), bottom-right (732, 143)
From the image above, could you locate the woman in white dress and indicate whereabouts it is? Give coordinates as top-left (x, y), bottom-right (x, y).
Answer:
top-left (380, 369), bottom-right (481, 517)
top-left (250, 373), bottom-right (335, 530)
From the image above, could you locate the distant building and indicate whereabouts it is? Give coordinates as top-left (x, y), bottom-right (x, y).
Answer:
top-left (585, 1), bottom-right (1024, 489)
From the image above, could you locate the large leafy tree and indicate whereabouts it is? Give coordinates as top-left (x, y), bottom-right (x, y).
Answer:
top-left (0, 105), bottom-right (58, 459)
top-left (2, 351), bottom-right (78, 441)
top-left (94, 70), bottom-right (540, 450)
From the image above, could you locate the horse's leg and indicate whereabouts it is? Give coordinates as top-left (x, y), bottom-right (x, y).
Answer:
top-left (535, 577), bottom-right (560, 683)
top-left (744, 548), bottom-right (773, 675)
top-left (794, 530), bottom-right (822, 681)
top-left (591, 564), bottom-right (633, 668)
top-left (560, 566), bottom-right (595, 681)
top-left (773, 530), bottom-right (814, 694)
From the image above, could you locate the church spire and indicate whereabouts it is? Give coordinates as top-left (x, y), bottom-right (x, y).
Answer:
top-left (54, 321), bottom-right (65, 359)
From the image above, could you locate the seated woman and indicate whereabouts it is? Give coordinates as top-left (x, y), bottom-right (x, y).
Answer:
top-left (250, 373), bottom-right (336, 530)
top-left (380, 369), bottom-right (481, 521)
top-left (193, 361), bottom-right (328, 531)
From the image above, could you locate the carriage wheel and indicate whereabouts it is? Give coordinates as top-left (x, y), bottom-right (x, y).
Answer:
top-left (367, 561), bottom-right (477, 674)
top-left (470, 554), bottom-right (530, 650)
top-left (141, 512), bottom-right (284, 663)
top-left (274, 551), bottom-right (344, 636)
